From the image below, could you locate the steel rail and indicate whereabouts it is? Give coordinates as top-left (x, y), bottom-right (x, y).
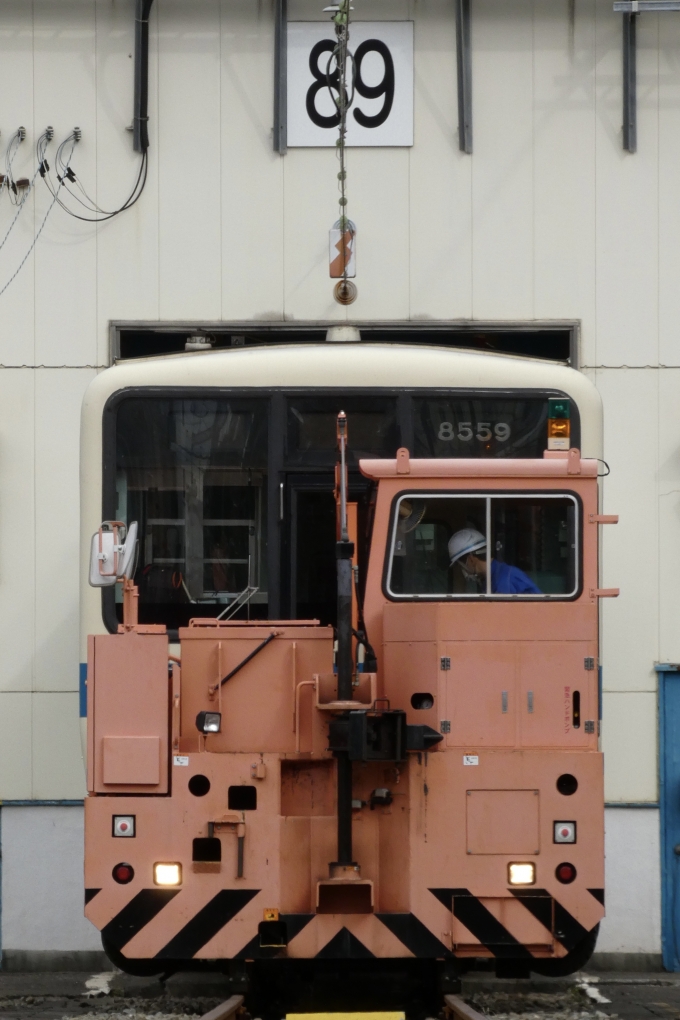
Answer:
top-left (445, 994), bottom-right (489, 1020)
top-left (199, 995), bottom-right (244, 1020)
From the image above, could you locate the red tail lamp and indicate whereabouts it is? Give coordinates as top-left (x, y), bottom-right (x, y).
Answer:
top-left (112, 862), bottom-right (134, 884)
top-left (555, 862), bottom-right (577, 884)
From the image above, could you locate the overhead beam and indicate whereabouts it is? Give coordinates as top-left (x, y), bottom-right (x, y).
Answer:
top-left (622, 11), bottom-right (637, 153)
top-left (614, 1), bottom-right (680, 10)
top-left (274, 0), bottom-right (287, 154)
top-left (455, 0), bottom-right (472, 153)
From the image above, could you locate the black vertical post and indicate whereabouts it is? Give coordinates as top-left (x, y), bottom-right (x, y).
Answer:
top-left (455, 0), bottom-right (472, 154)
top-left (336, 558), bottom-right (353, 702)
top-left (336, 549), bottom-right (354, 865)
top-left (335, 413), bottom-right (354, 866)
top-left (274, 0), bottom-right (288, 154)
top-left (267, 395), bottom-right (286, 620)
top-left (133, 0), bottom-right (155, 153)
top-left (623, 12), bottom-right (637, 153)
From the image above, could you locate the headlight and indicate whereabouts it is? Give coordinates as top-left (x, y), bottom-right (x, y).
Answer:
top-left (154, 863), bottom-right (182, 886)
top-left (508, 862), bottom-right (536, 886)
top-left (196, 711), bottom-right (222, 734)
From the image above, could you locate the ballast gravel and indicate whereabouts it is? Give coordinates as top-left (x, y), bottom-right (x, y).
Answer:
top-left (0, 999), bottom-right (227, 1020)
top-left (466, 988), bottom-right (617, 1020)
top-left (65, 1014), bottom-right (203, 1020)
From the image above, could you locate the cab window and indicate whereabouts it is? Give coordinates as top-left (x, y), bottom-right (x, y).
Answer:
top-left (114, 397), bottom-right (268, 629)
top-left (386, 493), bottom-right (579, 599)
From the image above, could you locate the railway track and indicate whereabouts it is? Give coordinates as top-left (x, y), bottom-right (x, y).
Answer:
top-left (443, 996), bottom-right (487, 1020)
top-left (197, 995), bottom-right (486, 1020)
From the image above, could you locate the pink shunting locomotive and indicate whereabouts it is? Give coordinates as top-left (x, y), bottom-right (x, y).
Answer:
top-left (83, 400), bottom-right (612, 1007)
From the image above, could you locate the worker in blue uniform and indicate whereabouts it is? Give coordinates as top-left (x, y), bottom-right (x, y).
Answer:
top-left (448, 528), bottom-right (542, 595)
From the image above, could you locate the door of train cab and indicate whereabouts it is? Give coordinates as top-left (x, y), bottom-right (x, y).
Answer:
top-left (281, 473), bottom-right (374, 625)
top-left (278, 394), bottom-right (400, 625)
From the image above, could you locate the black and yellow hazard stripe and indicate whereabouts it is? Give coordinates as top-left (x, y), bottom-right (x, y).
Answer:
top-left (376, 913), bottom-right (452, 958)
top-left (91, 884), bottom-right (603, 962)
top-left (155, 889), bottom-right (260, 958)
top-left (97, 888), bottom-right (258, 958)
top-left (235, 914), bottom-right (315, 958)
top-left (102, 889), bottom-right (180, 952)
top-left (429, 887), bottom-right (600, 957)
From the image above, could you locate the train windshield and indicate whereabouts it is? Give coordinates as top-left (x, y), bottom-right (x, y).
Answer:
top-left (107, 389), bottom-right (579, 630)
top-left (387, 493), bottom-right (579, 599)
top-left (114, 398), bottom-right (269, 627)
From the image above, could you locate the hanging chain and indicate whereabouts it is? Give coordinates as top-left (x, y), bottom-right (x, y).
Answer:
top-left (326, 0), bottom-right (356, 300)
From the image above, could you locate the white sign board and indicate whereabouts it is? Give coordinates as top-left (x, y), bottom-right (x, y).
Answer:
top-left (287, 22), bottom-right (414, 147)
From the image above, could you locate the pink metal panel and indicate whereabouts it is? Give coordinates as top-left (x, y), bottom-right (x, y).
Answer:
top-left (92, 632), bottom-right (169, 794)
top-left (178, 625), bottom-right (333, 756)
top-left (466, 790), bottom-right (540, 855)
top-left (102, 736), bottom-right (161, 785)
top-left (444, 643), bottom-right (518, 748)
top-left (519, 642), bottom-right (597, 749)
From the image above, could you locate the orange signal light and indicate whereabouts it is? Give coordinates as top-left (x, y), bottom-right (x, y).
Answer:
top-left (548, 419), bottom-right (570, 438)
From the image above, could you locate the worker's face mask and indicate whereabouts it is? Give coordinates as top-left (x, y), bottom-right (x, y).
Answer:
top-left (459, 552), bottom-right (486, 582)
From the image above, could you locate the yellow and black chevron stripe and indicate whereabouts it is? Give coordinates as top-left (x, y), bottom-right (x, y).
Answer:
top-left (85, 886), bottom-right (603, 961)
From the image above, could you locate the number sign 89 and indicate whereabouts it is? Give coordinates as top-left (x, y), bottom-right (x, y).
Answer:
top-left (306, 40), bottom-right (395, 130)
top-left (286, 22), bottom-right (413, 148)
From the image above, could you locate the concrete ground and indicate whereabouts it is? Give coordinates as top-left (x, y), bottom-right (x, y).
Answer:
top-left (0, 970), bottom-right (679, 1020)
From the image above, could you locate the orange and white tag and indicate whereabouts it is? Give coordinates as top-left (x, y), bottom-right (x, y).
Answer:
top-left (330, 221), bottom-right (356, 278)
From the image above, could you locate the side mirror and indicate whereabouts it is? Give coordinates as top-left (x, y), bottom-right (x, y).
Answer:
top-left (89, 521), bottom-right (138, 588)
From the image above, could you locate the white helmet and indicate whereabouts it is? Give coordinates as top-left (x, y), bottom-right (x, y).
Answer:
top-left (448, 528), bottom-right (486, 566)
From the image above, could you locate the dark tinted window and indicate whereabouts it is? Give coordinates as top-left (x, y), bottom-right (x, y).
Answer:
top-left (414, 398), bottom-right (549, 458)
top-left (287, 396), bottom-right (398, 465)
top-left (115, 398), bottom-right (268, 628)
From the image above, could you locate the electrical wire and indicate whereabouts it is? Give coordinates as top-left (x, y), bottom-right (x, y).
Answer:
top-left (40, 132), bottom-right (148, 223)
top-left (0, 129), bottom-right (53, 256)
top-left (4, 127), bottom-right (26, 206)
top-left (1, 128), bottom-right (25, 205)
top-left (0, 127), bottom-right (148, 298)
top-left (0, 135), bottom-right (77, 299)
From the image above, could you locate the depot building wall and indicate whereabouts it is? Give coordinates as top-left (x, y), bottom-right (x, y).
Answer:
top-left (0, 0), bottom-right (677, 966)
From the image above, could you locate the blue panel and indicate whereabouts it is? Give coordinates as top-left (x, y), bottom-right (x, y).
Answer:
top-left (79, 662), bottom-right (87, 718)
top-left (658, 665), bottom-right (680, 970)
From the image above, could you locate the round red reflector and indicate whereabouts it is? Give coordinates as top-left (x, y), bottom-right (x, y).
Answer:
top-left (556, 862), bottom-right (577, 884)
top-left (112, 862), bottom-right (134, 884)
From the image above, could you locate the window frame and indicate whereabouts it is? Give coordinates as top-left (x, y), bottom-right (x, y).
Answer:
top-left (383, 489), bottom-right (583, 602)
